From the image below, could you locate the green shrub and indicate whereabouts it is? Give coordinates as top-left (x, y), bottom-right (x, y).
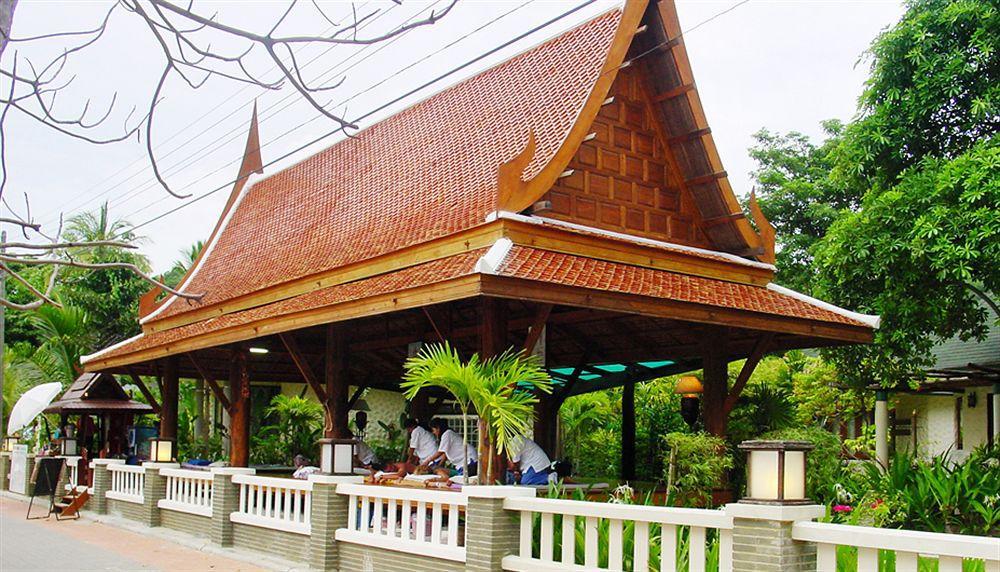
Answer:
top-left (761, 426), bottom-right (842, 503)
top-left (663, 432), bottom-right (732, 506)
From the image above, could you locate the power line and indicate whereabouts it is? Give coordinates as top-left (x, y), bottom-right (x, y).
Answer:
top-left (41, 0), bottom-right (387, 224)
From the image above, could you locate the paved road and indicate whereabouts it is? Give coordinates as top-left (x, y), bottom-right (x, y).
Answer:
top-left (0, 496), bottom-right (266, 571)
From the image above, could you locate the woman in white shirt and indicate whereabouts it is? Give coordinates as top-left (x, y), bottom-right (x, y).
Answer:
top-left (404, 419), bottom-right (439, 466)
top-left (506, 437), bottom-right (552, 485)
top-left (422, 418), bottom-right (478, 476)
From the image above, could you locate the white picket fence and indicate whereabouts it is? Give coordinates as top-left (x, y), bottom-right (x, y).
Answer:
top-left (62, 456), bottom-right (82, 492)
top-left (157, 468), bottom-right (214, 517)
top-left (793, 521), bottom-right (1000, 572)
top-left (106, 464), bottom-right (145, 504)
top-left (335, 483), bottom-right (467, 562)
top-left (230, 474), bottom-right (312, 535)
top-left (503, 497), bottom-right (733, 572)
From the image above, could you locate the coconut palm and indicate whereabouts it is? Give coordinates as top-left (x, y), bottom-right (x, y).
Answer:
top-left (162, 240), bottom-right (205, 288)
top-left (402, 342), bottom-right (552, 484)
top-left (27, 303), bottom-right (93, 383)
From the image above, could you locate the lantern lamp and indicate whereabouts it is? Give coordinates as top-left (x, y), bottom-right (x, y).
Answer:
top-left (61, 437), bottom-right (78, 456)
top-left (148, 437), bottom-right (175, 462)
top-left (739, 440), bottom-right (813, 505)
top-left (674, 376), bottom-right (704, 429)
top-left (318, 438), bottom-right (356, 475)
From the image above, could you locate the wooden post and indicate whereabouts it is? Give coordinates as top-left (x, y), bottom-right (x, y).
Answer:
top-left (325, 324), bottom-right (349, 438)
top-left (229, 345), bottom-right (251, 467)
top-left (159, 355), bottom-right (179, 440)
top-left (479, 297), bottom-right (508, 484)
top-left (622, 381), bottom-right (636, 481)
top-left (533, 396), bottom-right (560, 458)
top-left (701, 327), bottom-right (729, 437)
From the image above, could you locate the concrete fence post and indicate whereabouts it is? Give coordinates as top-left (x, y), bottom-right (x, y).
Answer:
top-left (725, 503), bottom-right (825, 571)
top-left (210, 467), bottom-right (255, 547)
top-left (464, 486), bottom-right (536, 572)
top-left (90, 459), bottom-right (125, 515)
top-left (141, 462), bottom-right (179, 527)
top-left (309, 474), bottom-right (363, 571)
top-left (0, 452), bottom-right (10, 492)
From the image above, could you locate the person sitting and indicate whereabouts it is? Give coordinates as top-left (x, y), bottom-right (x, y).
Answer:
top-left (506, 436), bottom-right (552, 485)
top-left (291, 454), bottom-right (320, 479)
top-left (349, 431), bottom-right (378, 470)
top-left (421, 418), bottom-right (478, 478)
top-left (404, 419), bottom-right (439, 467)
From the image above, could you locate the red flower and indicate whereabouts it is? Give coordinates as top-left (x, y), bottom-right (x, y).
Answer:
top-left (832, 504), bottom-right (853, 513)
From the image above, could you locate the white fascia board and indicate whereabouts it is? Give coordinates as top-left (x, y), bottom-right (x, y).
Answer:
top-left (767, 282), bottom-right (881, 329)
top-left (80, 332), bottom-right (145, 365)
top-left (486, 211), bottom-right (775, 271)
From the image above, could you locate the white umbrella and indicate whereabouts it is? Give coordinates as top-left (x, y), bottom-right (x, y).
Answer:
top-left (7, 382), bottom-right (63, 435)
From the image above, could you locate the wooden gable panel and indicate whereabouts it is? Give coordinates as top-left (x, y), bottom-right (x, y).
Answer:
top-left (540, 64), bottom-right (711, 248)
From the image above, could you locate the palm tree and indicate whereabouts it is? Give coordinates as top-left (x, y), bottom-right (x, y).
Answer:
top-left (28, 303), bottom-right (93, 382)
top-left (402, 343), bottom-right (552, 484)
top-left (163, 240), bottom-right (205, 288)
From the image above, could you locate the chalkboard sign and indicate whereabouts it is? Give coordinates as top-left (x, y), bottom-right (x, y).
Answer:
top-left (27, 457), bottom-right (65, 520)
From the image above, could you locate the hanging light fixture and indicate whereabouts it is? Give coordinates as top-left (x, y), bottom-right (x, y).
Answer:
top-left (674, 375), bottom-right (704, 429)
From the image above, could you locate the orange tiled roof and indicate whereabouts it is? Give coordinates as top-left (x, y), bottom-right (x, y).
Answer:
top-left (494, 246), bottom-right (870, 327)
top-left (147, 9), bottom-right (624, 324)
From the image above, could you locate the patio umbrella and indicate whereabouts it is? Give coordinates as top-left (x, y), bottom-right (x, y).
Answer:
top-left (7, 382), bottom-right (63, 435)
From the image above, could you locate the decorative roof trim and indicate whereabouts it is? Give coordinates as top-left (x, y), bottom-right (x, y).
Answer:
top-left (474, 238), bottom-right (514, 274)
top-left (81, 332), bottom-right (146, 365)
top-left (489, 210), bottom-right (775, 271)
top-left (766, 283), bottom-right (881, 329)
top-left (140, 171), bottom-right (263, 325)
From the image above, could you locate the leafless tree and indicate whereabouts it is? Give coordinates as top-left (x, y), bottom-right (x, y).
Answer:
top-left (0, 0), bottom-right (455, 309)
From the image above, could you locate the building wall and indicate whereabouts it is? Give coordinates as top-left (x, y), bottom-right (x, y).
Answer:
top-left (894, 388), bottom-right (992, 462)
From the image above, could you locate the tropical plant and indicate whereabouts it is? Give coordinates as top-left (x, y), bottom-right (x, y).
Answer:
top-left (662, 432), bottom-right (732, 507)
top-left (27, 303), bottom-right (93, 382)
top-left (401, 342), bottom-right (552, 483)
top-left (250, 394), bottom-right (324, 465)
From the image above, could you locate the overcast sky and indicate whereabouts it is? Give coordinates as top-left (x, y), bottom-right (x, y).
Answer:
top-left (2, 0), bottom-right (905, 273)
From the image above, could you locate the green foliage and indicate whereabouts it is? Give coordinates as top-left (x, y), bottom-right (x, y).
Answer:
top-left (162, 240), bottom-right (205, 289)
top-left (790, 356), bottom-right (870, 428)
top-left (662, 432), bottom-right (732, 507)
top-left (401, 342), bottom-right (552, 479)
top-left (250, 394), bottom-right (324, 465)
top-left (749, 120), bottom-right (860, 293)
top-left (27, 303), bottom-right (93, 382)
top-left (560, 392), bottom-right (619, 477)
top-left (842, 0), bottom-right (999, 189)
top-left (815, 138), bottom-right (1000, 385)
top-left (761, 426), bottom-right (843, 504)
top-left (840, 446), bottom-right (1000, 536)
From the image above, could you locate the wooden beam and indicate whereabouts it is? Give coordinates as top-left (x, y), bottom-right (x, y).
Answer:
top-left (702, 212), bottom-right (746, 228)
top-left (700, 326), bottom-right (729, 437)
top-left (279, 332), bottom-right (328, 403)
top-left (126, 370), bottom-right (161, 413)
top-left (229, 345), bottom-right (251, 467)
top-left (347, 385), bottom-right (367, 410)
top-left (325, 324), bottom-right (349, 438)
top-left (666, 127), bottom-right (711, 145)
top-left (422, 307), bottom-right (447, 343)
top-left (622, 381), bottom-right (636, 481)
top-left (724, 332), bottom-right (775, 414)
top-left (684, 171), bottom-right (727, 186)
top-left (522, 303), bottom-right (553, 354)
top-left (159, 355), bottom-right (179, 440)
top-left (186, 354), bottom-right (232, 413)
top-left (653, 82), bottom-right (694, 102)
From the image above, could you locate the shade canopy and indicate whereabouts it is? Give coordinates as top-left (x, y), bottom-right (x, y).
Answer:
top-left (7, 382), bottom-right (63, 434)
top-left (44, 372), bottom-right (154, 415)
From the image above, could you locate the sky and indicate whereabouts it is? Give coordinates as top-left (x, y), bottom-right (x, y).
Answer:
top-left (2, 0), bottom-right (905, 274)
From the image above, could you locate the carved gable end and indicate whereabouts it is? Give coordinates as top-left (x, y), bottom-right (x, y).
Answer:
top-left (539, 63), bottom-right (712, 248)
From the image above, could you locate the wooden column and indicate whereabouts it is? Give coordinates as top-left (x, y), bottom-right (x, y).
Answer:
top-left (701, 327), bottom-right (729, 437)
top-left (229, 345), bottom-right (251, 467)
top-left (325, 324), bottom-right (350, 438)
top-left (479, 297), bottom-right (508, 484)
top-left (533, 396), bottom-right (560, 458)
top-left (621, 381), bottom-right (636, 481)
top-left (159, 355), bottom-right (179, 440)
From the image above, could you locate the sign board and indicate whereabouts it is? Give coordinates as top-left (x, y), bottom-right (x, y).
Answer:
top-left (9, 445), bottom-right (28, 494)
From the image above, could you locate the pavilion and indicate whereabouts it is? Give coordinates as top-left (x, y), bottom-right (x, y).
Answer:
top-left (81, 0), bottom-right (878, 479)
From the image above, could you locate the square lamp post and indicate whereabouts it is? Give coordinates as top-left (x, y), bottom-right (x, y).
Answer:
top-left (148, 437), bottom-right (175, 462)
top-left (318, 438), bottom-right (356, 475)
top-left (738, 440), bottom-right (814, 505)
top-left (60, 437), bottom-right (78, 456)
top-left (2, 436), bottom-right (18, 452)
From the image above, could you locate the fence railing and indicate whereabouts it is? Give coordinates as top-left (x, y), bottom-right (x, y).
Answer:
top-left (792, 521), bottom-right (1000, 572)
top-left (503, 497), bottom-right (733, 572)
top-left (62, 456), bottom-right (82, 492)
top-left (230, 474), bottom-right (312, 535)
top-left (335, 483), bottom-right (467, 563)
top-left (157, 468), bottom-right (214, 517)
top-left (106, 464), bottom-right (145, 504)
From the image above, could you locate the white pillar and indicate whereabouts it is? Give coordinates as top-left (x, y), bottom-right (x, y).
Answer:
top-left (875, 390), bottom-right (889, 469)
top-left (992, 384), bottom-right (1000, 443)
